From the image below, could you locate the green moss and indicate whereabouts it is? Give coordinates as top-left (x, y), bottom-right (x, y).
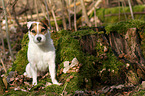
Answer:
top-left (105, 20), bottom-right (145, 34)
top-left (3, 90), bottom-right (28, 96)
top-left (132, 90), bottom-right (145, 96)
top-left (90, 5), bottom-right (145, 24)
top-left (51, 20), bottom-right (62, 28)
top-left (45, 85), bottom-right (63, 95)
top-left (12, 33), bottom-right (29, 74)
top-left (53, 30), bottom-right (85, 64)
top-left (72, 29), bottom-right (98, 37)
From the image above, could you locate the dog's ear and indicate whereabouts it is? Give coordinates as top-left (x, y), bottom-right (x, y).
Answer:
top-left (27, 22), bottom-right (35, 31)
top-left (40, 21), bottom-right (48, 30)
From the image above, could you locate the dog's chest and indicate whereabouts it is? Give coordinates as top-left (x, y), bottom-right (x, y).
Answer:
top-left (28, 43), bottom-right (55, 71)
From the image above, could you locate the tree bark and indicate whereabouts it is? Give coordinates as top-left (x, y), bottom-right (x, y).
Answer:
top-left (108, 28), bottom-right (145, 65)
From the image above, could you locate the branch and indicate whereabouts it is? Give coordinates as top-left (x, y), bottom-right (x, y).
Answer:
top-left (128, 0), bottom-right (134, 19)
top-left (87, 0), bottom-right (102, 16)
top-left (80, 0), bottom-right (91, 27)
top-left (74, 0), bottom-right (77, 31)
top-left (2, 0), bottom-right (14, 61)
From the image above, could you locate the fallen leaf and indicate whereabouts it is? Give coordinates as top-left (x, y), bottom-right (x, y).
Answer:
top-left (2, 76), bottom-right (8, 89)
top-left (63, 61), bottom-right (70, 73)
top-left (70, 58), bottom-right (79, 68)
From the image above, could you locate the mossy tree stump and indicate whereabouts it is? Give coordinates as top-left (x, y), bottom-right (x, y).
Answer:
top-left (108, 28), bottom-right (145, 64)
top-left (105, 20), bottom-right (145, 84)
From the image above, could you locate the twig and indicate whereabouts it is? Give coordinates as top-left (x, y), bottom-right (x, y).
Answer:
top-left (2, 0), bottom-right (14, 61)
top-left (93, 0), bottom-right (97, 27)
top-left (44, 0), bottom-right (52, 29)
top-left (12, 0), bottom-right (24, 32)
top-left (61, 0), bottom-right (67, 30)
top-left (68, 0), bottom-right (72, 30)
top-left (87, 0), bottom-right (102, 16)
top-left (80, 0), bottom-right (91, 27)
top-left (74, 0), bottom-right (77, 31)
top-left (0, 59), bottom-right (7, 73)
top-left (128, 0), bottom-right (134, 19)
top-left (61, 83), bottom-right (68, 96)
top-left (34, 0), bottom-right (40, 21)
top-left (121, 1), bottom-right (127, 21)
top-left (48, 0), bottom-right (59, 31)
top-left (0, 21), bottom-right (6, 60)
top-left (39, 0), bottom-right (48, 20)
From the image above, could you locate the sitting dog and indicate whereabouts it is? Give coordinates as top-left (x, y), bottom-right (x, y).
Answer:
top-left (24, 21), bottom-right (61, 85)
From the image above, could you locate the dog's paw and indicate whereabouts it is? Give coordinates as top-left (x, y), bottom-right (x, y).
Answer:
top-left (23, 72), bottom-right (32, 78)
top-left (32, 81), bottom-right (37, 86)
top-left (53, 81), bottom-right (63, 85)
top-left (55, 82), bottom-right (63, 86)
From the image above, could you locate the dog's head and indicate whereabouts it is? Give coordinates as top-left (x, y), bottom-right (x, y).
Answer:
top-left (27, 21), bottom-right (48, 45)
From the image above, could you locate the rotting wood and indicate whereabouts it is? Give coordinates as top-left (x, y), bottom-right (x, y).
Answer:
top-left (108, 28), bottom-right (145, 80)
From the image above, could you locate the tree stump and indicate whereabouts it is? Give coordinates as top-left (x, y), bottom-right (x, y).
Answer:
top-left (109, 28), bottom-right (145, 64)
top-left (108, 27), bottom-right (145, 83)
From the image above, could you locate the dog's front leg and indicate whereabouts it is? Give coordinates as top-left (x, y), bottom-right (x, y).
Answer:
top-left (49, 61), bottom-right (61, 85)
top-left (30, 66), bottom-right (37, 85)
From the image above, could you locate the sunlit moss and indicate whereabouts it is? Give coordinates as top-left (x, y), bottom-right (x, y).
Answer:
top-left (90, 5), bottom-right (145, 24)
top-left (12, 33), bottom-right (29, 74)
top-left (105, 19), bottom-right (145, 34)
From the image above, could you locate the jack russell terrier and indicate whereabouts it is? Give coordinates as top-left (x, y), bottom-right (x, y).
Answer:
top-left (24, 21), bottom-right (61, 85)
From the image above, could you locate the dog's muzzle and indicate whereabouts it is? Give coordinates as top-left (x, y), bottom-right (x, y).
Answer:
top-left (37, 37), bottom-right (42, 42)
top-left (34, 34), bottom-right (46, 45)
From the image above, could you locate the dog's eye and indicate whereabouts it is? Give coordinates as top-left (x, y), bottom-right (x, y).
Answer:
top-left (41, 29), bottom-right (46, 32)
top-left (31, 30), bottom-right (36, 33)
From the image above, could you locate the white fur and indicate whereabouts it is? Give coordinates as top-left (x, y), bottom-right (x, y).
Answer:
top-left (24, 22), bottom-right (61, 85)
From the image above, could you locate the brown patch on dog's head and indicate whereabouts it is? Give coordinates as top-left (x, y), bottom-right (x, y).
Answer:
top-left (29, 22), bottom-right (48, 36)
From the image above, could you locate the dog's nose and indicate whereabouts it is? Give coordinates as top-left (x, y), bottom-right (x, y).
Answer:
top-left (37, 37), bottom-right (42, 42)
